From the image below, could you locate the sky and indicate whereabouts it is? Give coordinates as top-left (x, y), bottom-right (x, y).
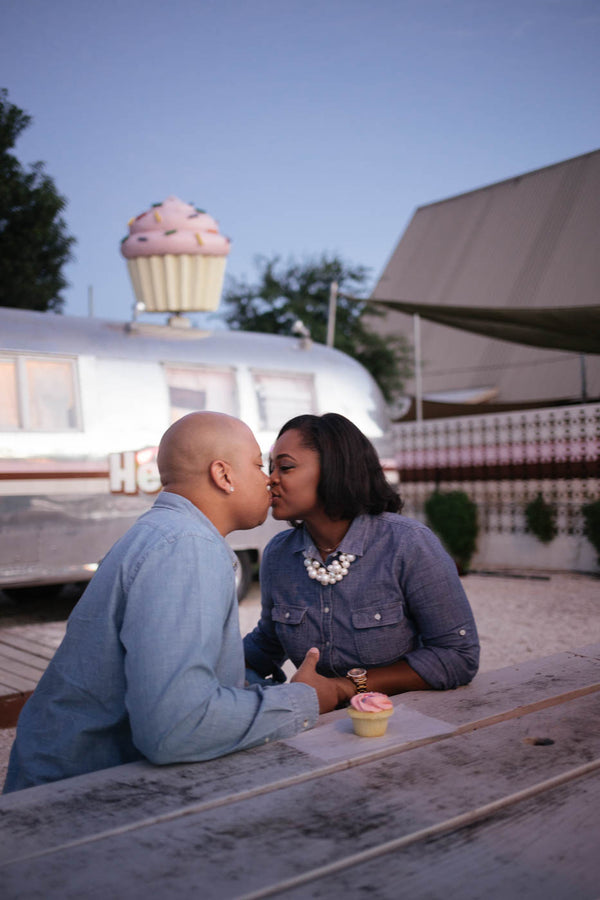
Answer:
top-left (2, 0), bottom-right (599, 326)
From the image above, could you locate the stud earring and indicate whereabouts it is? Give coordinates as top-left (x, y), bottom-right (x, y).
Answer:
top-left (230, 486), bottom-right (234, 493)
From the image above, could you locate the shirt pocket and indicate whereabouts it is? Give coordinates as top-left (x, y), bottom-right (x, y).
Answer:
top-left (351, 602), bottom-right (414, 667)
top-left (272, 604), bottom-right (309, 665)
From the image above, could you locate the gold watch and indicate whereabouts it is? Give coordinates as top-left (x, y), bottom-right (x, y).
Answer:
top-left (346, 667), bottom-right (368, 693)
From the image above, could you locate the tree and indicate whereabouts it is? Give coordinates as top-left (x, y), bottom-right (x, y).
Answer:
top-left (222, 254), bottom-right (412, 402)
top-left (0, 89), bottom-right (75, 312)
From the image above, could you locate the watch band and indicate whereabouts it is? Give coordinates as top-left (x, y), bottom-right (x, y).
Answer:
top-left (346, 667), bottom-right (368, 693)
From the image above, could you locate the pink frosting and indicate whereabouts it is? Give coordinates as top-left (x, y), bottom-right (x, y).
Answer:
top-left (120, 196), bottom-right (231, 259)
top-left (350, 691), bottom-right (393, 712)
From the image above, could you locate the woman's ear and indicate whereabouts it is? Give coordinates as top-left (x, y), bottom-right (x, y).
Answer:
top-left (209, 459), bottom-right (234, 494)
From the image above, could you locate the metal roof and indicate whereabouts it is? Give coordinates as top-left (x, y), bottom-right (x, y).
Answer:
top-left (371, 149), bottom-right (600, 411)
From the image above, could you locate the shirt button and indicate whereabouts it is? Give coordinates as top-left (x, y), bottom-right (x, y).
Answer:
top-left (302, 719), bottom-right (309, 728)
top-left (324, 606), bottom-right (330, 613)
top-left (374, 613), bottom-right (382, 621)
top-left (264, 737), bottom-right (270, 743)
top-left (285, 612), bottom-right (290, 619)
top-left (325, 641), bottom-right (330, 647)
top-left (459, 628), bottom-right (466, 636)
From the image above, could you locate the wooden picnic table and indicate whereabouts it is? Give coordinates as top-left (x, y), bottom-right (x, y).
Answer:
top-left (0, 642), bottom-right (599, 899)
top-left (0, 622), bottom-right (66, 727)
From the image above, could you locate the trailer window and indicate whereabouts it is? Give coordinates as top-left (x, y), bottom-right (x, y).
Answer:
top-left (165, 366), bottom-right (237, 422)
top-left (0, 355), bottom-right (80, 431)
top-left (0, 360), bottom-right (19, 428)
top-left (26, 359), bottom-right (79, 430)
top-left (252, 371), bottom-right (316, 431)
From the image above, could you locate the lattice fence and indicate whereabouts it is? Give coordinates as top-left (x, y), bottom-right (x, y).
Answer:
top-left (392, 403), bottom-right (600, 570)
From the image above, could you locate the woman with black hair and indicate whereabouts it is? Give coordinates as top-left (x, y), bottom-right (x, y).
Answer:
top-left (244, 413), bottom-right (479, 705)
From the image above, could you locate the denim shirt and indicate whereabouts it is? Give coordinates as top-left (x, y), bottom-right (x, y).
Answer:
top-left (244, 513), bottom-right (479, 690)
top-left (4, 491), bottom-right (317, 793)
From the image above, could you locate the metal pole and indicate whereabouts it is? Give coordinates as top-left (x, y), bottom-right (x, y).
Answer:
top-left (414, 314), bottom-right (423, 421)
top-left (87, 285), bottom-right (94, 317)
top-left (580, 354), bottom-right (588, 402)
top-left (326, 281), bottom-right (338, 347)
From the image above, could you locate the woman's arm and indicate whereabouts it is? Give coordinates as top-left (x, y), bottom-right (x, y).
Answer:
top-left (397, 526), bottom-right (480, 690)
top-left (330, 523), bottom-right (479, 703)
top-left (330, 659), bottom-right (432, 705)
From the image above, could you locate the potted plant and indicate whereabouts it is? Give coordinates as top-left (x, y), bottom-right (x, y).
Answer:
top-left (425, 490), bottom-right (479, 575)
top-left (525, 493), bottom-right (558, 544)
top-left (582, 499), bottom-right (600, 567)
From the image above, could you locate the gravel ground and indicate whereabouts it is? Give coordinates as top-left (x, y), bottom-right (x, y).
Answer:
top-left (1, 570), bottom-right (598, 787)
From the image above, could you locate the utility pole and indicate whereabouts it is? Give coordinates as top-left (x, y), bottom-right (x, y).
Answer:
top-left (326, 281), bottom-right (338, 347)
top-left (414, 313), bottom-right (423, 421)
top-left (580, 354), bottom-right (588, 402)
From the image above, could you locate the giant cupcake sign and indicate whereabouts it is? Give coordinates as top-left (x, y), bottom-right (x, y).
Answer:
top-left (120, 196), bottom-right (231, 313)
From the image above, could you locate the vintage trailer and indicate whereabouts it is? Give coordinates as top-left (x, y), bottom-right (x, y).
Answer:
top-left (0, 306), bottom-right (393, 599)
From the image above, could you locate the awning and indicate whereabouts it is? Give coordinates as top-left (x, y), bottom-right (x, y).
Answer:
top-left (349, 296), bottom-right (600, 355)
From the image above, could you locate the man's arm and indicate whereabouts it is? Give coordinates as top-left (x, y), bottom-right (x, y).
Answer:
top-left (120, 534), bottom-right (319, 764)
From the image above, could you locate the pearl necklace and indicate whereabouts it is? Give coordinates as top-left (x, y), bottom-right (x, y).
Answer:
top-left (303, 551), bottom-right (356, 585)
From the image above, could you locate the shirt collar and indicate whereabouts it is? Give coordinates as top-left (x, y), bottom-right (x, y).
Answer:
top-left (153, 490), bottom-right (238, 567)
top-left (294, 515), bottom-right (371, 559)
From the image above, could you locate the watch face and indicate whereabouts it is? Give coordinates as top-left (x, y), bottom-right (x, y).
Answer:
top-left (348, 668), bottom-right (367, 678)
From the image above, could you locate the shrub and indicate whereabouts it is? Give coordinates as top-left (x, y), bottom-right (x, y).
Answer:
top-left (424, 490), bottom-right (479, 574)
top-left (525, 493), bottom-right (558, 544)
top-left (582, 499), bottom-right (600, 566)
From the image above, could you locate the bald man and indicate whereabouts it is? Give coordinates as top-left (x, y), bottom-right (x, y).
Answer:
top-left (4, 413), bottom-right (333, 793)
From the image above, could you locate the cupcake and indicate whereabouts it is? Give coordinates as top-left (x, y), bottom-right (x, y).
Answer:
top-left (347, 691), bottom-right (394, 737)
top-left (120, 196), bottom-right (231, 313)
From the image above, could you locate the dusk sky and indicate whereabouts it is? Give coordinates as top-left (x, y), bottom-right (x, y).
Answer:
top-left (2, 0), bottom-right (599, 325)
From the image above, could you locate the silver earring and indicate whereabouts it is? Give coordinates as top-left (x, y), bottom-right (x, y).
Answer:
top-left (230, 486), bottom-right (234, 493)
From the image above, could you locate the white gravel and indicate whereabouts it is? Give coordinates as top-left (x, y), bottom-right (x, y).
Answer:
top-left (1, 570), bottom-right (598, 788)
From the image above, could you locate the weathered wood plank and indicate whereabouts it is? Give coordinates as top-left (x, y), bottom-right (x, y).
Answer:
top-left (1, 682), bottom-right (599, 900)
top-left (0, 643), bottom-right (52, 672)
top-left (265, 770), bottom-right (600, 900)
top-left (313, 642), bottom-right (600, 733)
top-left (0, 626), bottom-right (64, 703)
top-left (0, 653), bottom-right (46, 687)
top-left (0, 632), bottom-right (61, 660)
top-left (1, 623), bottom-right (65, 652)
top-left (0, 644), bottom-right (598, 861)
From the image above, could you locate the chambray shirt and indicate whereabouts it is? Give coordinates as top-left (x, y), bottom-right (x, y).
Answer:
top-left (244, 513), bottom-right (479, 690)
top-left (3, 491), bottom-right (318, 793)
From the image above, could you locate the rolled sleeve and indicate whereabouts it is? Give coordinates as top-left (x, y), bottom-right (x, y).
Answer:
top-left (400, 528), bottom-right (480, 689)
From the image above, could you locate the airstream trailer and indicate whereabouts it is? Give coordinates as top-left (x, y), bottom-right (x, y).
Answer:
top-left (0, 306), bottom-right (394, 600)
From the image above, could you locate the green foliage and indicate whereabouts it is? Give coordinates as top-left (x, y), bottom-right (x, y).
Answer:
top-left (0, 88), bottom-right (75, 312)
top-left (424, 490), bottom-right (479, 574)
top-left (582, 499), bottom-right (600, 566)
top-left (525, 493), bottom-right (558, 544)
top-left (222, 254), bottom-right (413, 403)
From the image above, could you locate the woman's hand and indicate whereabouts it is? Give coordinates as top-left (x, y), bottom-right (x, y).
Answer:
top-left (291, 647), bottom-right (348, 713)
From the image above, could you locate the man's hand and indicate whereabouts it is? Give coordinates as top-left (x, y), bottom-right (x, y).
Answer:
top-left (291, 647), bottom-right (346, 714)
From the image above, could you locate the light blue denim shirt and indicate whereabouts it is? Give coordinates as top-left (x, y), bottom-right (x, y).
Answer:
top-left (244, 513), bottom-right (479, 690)
top-left (4, 491), bottom-right (318, 793)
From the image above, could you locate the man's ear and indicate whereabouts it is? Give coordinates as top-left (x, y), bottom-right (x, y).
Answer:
top-left (209, 459), bottom-right (234, 494)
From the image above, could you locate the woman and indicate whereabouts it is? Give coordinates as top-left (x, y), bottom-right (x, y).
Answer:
top-left (244, 413), bottom-right (479, 706)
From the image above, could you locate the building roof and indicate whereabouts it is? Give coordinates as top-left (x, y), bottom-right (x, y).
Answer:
top-left (370, 149), bottom-right (600, 415)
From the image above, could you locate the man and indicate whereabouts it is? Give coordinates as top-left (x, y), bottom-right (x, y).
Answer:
top-left (4, 412), bottom-right (336, 793)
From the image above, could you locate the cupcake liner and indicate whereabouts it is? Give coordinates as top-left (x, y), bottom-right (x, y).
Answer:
top-left (347, 706), bottom-right (394, 737)
top-left (126, 254), bottom-right (227, 313)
